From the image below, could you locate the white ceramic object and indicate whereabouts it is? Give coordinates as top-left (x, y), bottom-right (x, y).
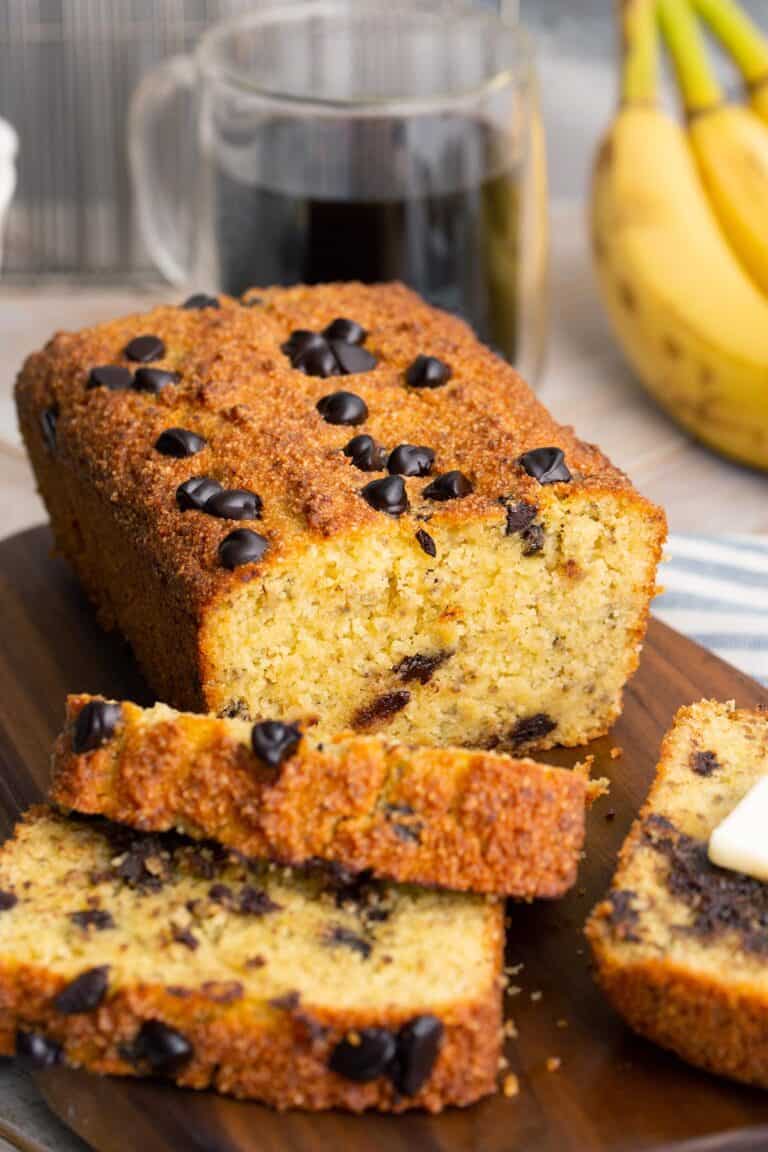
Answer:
top-left (0, 118), bottom-right (18, 267)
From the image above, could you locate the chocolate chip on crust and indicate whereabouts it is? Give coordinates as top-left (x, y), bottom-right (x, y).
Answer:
top-left (133, 367), bottom-right (180, 394)
top-left (87, 365), bottom-right (133, 391)
top-left (0, 891), bottom-right (17, 911)
top-left (219, 528), bottom-right (269, 569)
top-left (352, 691), bottom-right (411, 729)
top-left (510, 712), bottom-right (556, 748)
top-left (343, 434), bottom-right (388, 472)
top-left (329, 1028), bottom-right (397, 1082)
top-left (70, 909), bottom-right (114, 931)
top-left (182, 293), bottom-right (219, 309)
top-left (154, 427), bottom-right (206, 458)
top-left (251, 720), bottom-right (302, 770)
top-left (176, 475), bottom-right (223, 512)
top-left (53, 965), bottom-right (110, 1014)
top-left (405, 355), bottom-right (451, 389)
top-left (323, 318), bottom-right (367, 345)
top-left (72, 700), bottom-right (122, 754)
top-left (518, 446), bottom-right (572, 485)
top-left (124, 334), bottom-right (165, 363)
top-left (391, 1015), bottom-right (444, 1096)
top-left (361, 476), bottom-right (409, 516)
top-left (133, 1020), bottom-right (193, 1074)
top-left (16, 1030), bottom-right (63, 1068)
top-left (422, 470), bottom-right (473, 502)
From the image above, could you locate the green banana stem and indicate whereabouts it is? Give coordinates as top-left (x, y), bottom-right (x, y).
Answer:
top-left (621, 0), bottom-right (660, 105)
top-left (693, 0), bottom-right (768, 83)
top-left (659, 0), bottom-right (723, 112)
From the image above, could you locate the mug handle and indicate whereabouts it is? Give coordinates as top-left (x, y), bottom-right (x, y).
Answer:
top-left (129, 54), bottom-right (197, 286)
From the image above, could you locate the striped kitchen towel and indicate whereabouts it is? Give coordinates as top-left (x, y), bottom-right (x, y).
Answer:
top-left (653, 534), bottom-right (768, 686)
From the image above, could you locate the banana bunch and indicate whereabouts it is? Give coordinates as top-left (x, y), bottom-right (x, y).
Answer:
top-left (591, 0), bottom-right (768, 470)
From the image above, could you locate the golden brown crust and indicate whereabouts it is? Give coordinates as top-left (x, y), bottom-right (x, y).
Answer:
top-left (51, 696), bottom-right (589, 898)
top-left (587, 946), bottom-right (768, 1089)
top-left (0, 960), bottom-right (501, 1112)
top-left (16, 283), bottom-right (665, 727)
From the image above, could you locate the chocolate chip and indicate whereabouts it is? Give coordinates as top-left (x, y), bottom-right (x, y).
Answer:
top-left (282, 330), bottom-right (325, 358)
top-left (208, 883), bottom-right (235, 908)
top-left (72, 700), bottom-right (122, 754)
top-left (251, 720), bottom-right (302, 770)
top-left (521, 523), bottom-right (545, 556)
top-left (343, 434), bottom-right (387, 472)
top-left (176, 475), bottom-right (223, 511)
top-left (323, 318), bottom-right (367, 345)
top-left (392, 821), bottom-right (423, 844)
top-left (219, 528), bottom-right (269, 569)
top-left (125, 334), bottom-right (165, 363)
top-left (387, 444), bottom-right (435, 477)
top-left (405, 355), bottom-right (451, 388)
top-left (70, 909), bottom-right (114, 931)
top-left (510, 713), bottom-right (557, 747)
top-left (415, 528), bottom-right (436, 557)
top-left (16, 1030), bottom-right (62, 1069)
top-left (518, 446), bottom-right (572, 484)
top-left (134, 1020), bottom-right (193, 1074)
top-left (330, 341), bottom-right (377, 375)
top-left (329, 1028), bottom-right (396, 1082)
top-left (605, 889), bottom-right (640, 942)
top-left (422, 470), bottom-right (473, 501)
top-left (239, 885), bottom-right (281, 916)
top-left (692, 750), bottom-right (720, 776)
top-left (154, 427), bottom-right (206, 458)
top-left (352, 691), bottom-right (411, 729)
top-left (205, 488), bottom-right (263, 521)
top-left (394, 651), bottom-right (451, 685)
top-left (40, 406), bottom-right (58, 453)
top-left (503, 499), bottom-right (538, 535)
top-left (53, 965), bottom-right (110, 1014)
top-left (295, 341), bottom-right (340, 378)
top-left (361, 476), bottom-right (408, 516)
top-left (324, 924), bottom-right (372, 959)
top-left (87, 365), bottom-right (133, 391)
top-left (182, 293), bottom-right (219, 309)
top-left (391, 1015), bottom-right (443, 1096)
top-left (0, 891), bottom-right (17, 911)
top-left (133, 367), bottom-right (179, 393)
top-left (171, 924), bottom-right (198, 950)
top-left (316, 390), bottom-right (368, 425)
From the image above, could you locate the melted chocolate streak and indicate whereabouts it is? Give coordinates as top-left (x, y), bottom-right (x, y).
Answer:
top-left (644, 813), bottom-right (768, 954)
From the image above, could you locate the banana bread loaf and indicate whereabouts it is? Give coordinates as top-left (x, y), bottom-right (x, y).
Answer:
top-left (16, 282), bottom-right (665, 749)
top-left (0, 807), bottom-right (503, 1111)
top-left (586, 699), bottom-right (768, 1088)
top-left (51, 694), bottom-right (596, 898)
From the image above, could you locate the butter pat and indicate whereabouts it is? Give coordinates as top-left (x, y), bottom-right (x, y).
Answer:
top-left (708, 776), bottom-right (768, 882)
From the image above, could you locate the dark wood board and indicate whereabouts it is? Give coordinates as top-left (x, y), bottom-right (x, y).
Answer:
top-left (1, 524), bottom-right (767, 1152)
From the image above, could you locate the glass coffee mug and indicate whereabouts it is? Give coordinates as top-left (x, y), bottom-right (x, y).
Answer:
top-left (130, 0), bottom-right (547, 381)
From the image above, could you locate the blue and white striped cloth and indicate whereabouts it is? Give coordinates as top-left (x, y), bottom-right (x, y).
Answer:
top-left (654, 535), bottom-right (768, 686)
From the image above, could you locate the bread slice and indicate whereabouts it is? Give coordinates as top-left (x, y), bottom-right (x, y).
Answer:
top-left (50, 695), bottom-right (592, 899)
top-left (16, 282), bottom-right (665, 751)
top-left (0, 807), bottom-right (503, 1111)
top-left (586, 700), bottom-right (768, 1088)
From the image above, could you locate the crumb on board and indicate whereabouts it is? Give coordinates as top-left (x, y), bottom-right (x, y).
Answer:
top-left (503, 1074), bottom-right (520, 1098)
top-left (546, 1057), bottom-right (562, 1073)
top-left (610, 746), bottom-right (623, 760)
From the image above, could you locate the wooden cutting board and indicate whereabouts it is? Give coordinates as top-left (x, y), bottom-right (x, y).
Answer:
top-left (1, 524), bottom-right (767, 1152)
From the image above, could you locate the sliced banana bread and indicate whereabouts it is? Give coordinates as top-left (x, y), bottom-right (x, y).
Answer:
top-left (586, 700), bottom-right (768, 1088)
top-left (16, 282), bottom-right (665, 750)
top-left (0, 807), bottom-right (503, 1111)
top-left (50, 695), bottom-right (593, 899)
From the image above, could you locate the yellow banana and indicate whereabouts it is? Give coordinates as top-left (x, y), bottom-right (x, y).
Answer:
top-left (693, 0), bottom-right (768, 122)
top-left (660, 0), bottom-right (768, 296)
top-left (591, 0), bottom-right (768, 469)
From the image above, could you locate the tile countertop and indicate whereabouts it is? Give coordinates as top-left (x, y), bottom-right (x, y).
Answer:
top-left (1, 201), bottom-right (766, 543)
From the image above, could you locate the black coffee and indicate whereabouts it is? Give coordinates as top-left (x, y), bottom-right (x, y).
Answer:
top-left (214, 119), bottom-right (521, 361)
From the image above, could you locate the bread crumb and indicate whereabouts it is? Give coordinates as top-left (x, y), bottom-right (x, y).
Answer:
top-left (506, 985), bottom-right (522, 997)
top-left (503, 1018), bottom-right (518, 1039)
top-left (610, 746), bottom-right (623, 760)
top-left (556, 1018), bottom-right (568, 1029)
top-left (546, 1057), bottom-right (561, 1073)
top-left (503, 1073), bottom-right (520, 1098)
top-left (530, 990), bottom-right (542, 1002)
